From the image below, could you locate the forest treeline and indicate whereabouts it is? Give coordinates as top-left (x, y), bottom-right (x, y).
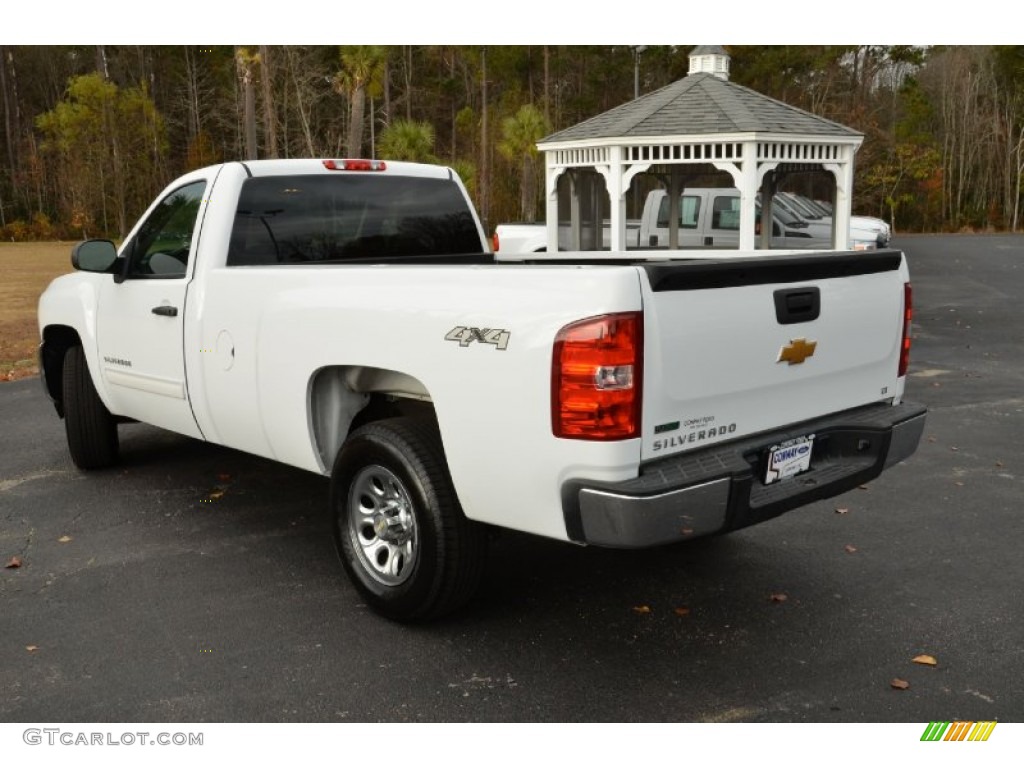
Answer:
top-left (1, 44), bottom-right (1023, 240)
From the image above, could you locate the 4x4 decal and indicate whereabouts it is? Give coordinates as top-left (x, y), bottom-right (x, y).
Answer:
top-left (445, 326), bottom-right (510, 351)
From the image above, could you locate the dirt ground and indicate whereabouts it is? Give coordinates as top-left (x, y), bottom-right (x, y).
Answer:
top-left (0, 242), bottom-right (74, 380)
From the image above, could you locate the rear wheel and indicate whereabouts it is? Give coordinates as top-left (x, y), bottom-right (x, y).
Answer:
top-left (62, 345), bottom-right (118, 469)
top-left (330, 418), bottom-right (487, 621)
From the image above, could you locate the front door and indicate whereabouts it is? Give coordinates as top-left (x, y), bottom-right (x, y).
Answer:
top-left (96, 180), bottom-right (207, 438)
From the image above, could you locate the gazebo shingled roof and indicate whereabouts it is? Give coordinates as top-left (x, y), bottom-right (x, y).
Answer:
top-left (542, 74), bottom-right (862, 143)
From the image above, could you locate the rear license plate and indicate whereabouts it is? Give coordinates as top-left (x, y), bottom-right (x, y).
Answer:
top-left (765, 434), bottom-right (815, 484)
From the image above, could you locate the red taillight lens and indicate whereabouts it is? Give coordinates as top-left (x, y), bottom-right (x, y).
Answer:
top-left (898, 282), bottom-right (912, 376)
top-left (552, 312), bottom-right (643, 440)
top-left (492, 232), bottom-right (500, 252)
top-left (323, 159), bottom-right (387, 171)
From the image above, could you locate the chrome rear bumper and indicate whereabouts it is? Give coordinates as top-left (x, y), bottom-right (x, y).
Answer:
top-left (565, 401), bottom-right (927, 548)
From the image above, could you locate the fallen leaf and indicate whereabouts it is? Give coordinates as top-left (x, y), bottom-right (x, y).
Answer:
top-left (890, 678), bottom-right (910, 690)
top-left (927, 436), bottom-right (937, 443)
top-left (857, 485), bottom-right (870, 491)
top-left (769, 593), bottom-right (788, 603)
top-left (995, 461), bottom-right (1004, 468)
top-left (673, 606), bottom-right (691, 617)
top-left (844, 544), bottom-right (858, 554)
top-left (950, 446), bottom-right (959, 452)
top-left (5, 555), bottom-right (22, 569)
top-left (835, 507), bottom-right (849, 515)
top-left (631, 605), bottom-right (651, 615)
top-left (931, 382), bottom-right (941, 388)
top-left (680, 528), bottom-right (694, 536)
top-left (954, 481), bottom-right (964, 487)
top-left (25, 645), bottom-right (39, 653)
top-left (208, 489), bottom-right (225, 500)
top-left (58, 535), bottom-right (72, 544)
top-left (913, 654), bottom-right (938, 666)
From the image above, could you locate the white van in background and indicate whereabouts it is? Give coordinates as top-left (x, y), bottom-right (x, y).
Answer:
top-left (639, 188), bottom-right (829, 250)
top-left (494, 188), bottom-right (886, 253)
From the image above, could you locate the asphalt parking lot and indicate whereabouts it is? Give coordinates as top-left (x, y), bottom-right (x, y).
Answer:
top-left (1, 234), bottom-right (1021, 723)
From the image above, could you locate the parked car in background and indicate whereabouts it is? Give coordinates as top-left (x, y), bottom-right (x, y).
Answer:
top-left (793, 194), bottom-right (891, 247)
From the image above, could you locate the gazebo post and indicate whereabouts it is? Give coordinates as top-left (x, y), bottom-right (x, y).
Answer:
top-left (608, 146), bottom-right (626, 251)
top-left (545, 165), bottom-right (560, 254)
top-left (759, 169), bottom-right (777, 250)
top-left (569, 171), bottom-right (582, 251)
top-left (738, 140), bottom-right (758, 251)
top-left (829, 190), bottom-right (838, 248)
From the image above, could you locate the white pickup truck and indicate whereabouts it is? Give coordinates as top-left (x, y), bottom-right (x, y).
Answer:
top-left (38, 159), bottom-right (925, 621)
top-left (494, 188), bottom-right (887, 253)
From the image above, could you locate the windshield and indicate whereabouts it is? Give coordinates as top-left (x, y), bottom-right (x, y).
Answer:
top-left (757, 195), bottom-right (803, 226)
top-left (780, 193), bottom-right (824, 220)
top-left (795, 195), bottom-right (831, 218)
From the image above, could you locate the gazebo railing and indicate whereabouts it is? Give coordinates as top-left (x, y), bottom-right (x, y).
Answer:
top-left (758, 142), bottom-right (841, 162)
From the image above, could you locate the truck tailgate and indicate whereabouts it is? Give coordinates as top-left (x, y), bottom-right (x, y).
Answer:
top-left (639, 250), bottom-right (908, 462)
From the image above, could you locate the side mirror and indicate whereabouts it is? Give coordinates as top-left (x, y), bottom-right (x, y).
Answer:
top-left (71, 240), bottom-right (118, 273)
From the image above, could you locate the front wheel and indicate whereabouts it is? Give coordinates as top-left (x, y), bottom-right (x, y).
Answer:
top-left (62, 345), bottom-right (118, 469)
top-left (330, 418), bottom-right (487, 622)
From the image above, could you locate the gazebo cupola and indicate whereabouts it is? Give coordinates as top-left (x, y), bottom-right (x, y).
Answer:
top-left (536, 46), bottom-right (864, 254)
top-left (688, 44), bottom-right (730, 80)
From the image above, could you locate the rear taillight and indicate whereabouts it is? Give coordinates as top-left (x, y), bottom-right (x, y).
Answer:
top-left (323, 159), bottom-right (387, 171)
top-left (492, 232), bottom-right (500, 252)
top-left (552, 312), bottom-right (643, 440)
top-left (898, 282), bottom-right (912, 376)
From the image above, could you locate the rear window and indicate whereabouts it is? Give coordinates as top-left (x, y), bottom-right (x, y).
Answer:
top-left (228, 174), bottom-right (484, 265)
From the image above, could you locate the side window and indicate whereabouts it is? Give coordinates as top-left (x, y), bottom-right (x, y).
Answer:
top-left (126, 181), bottom-right (207, 278)
top-left (680, 196), bottom-right (700, 229)
top-left (656, 195), bottom-right (700, 229)
top-left (712, 195), bottom-right (740, 231)
top-left (656, 197), bottom-right (669, 228)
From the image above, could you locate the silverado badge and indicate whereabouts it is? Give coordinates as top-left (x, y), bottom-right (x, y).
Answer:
top-left (777, 338), bottom-right (817, 365)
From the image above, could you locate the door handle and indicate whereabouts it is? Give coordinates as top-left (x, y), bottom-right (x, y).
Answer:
top-left (151, 305), bottom-right (178, 317)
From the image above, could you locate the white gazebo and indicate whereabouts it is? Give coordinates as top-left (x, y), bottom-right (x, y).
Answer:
top-left (536, 46), bottom-right (864, 253)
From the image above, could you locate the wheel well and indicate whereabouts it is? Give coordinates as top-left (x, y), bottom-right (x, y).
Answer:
top-left (308, 365), bottom-right (436, 473)
top-left (41, 325), bottom-right (82, 417)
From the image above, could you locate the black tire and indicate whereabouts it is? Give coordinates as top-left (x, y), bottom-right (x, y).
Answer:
top-left (62, 345), bottom-right (118, 469)
top-left (330, 418), bottom-right (488, 622)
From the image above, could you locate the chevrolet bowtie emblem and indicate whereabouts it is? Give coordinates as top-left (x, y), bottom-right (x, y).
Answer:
top-left (777, 338), bottom-right (817, 365)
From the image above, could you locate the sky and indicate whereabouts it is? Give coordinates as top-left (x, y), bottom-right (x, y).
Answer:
top-left (2, 1), bottom-right (1011, 45)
